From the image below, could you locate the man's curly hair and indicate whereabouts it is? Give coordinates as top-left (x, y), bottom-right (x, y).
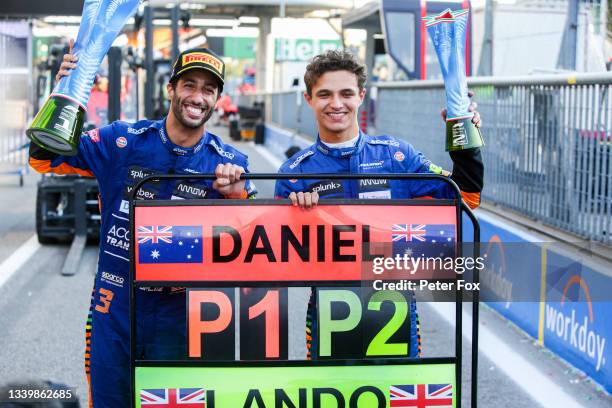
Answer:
top-left (303, 50), bottom-right (367, 96)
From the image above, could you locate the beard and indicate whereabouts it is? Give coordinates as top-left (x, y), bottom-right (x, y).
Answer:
top-left (171, 94), bottom-right (214, 129)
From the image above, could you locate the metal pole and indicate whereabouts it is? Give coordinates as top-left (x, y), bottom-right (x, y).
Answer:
top-left (144, 5), bottom-right (155, 119)
top-left (477, 0), bottom-right (493, 76)
top-left (376, 72), bottom-right (612, 88)
top-left (462, 204), bottom-right (480, 408)
top-left (363, 25), bottom-right (376, 133)
top-left (107, 46), bottom-right (122, 123)
top-left (280, 0), bottom-right (286, 18)
top-left (567, 0), bottom-right (578, 70)
top-left (558, 0), bottom-right (578, 70)
top-left (27, 20), bottom-right (34, 121)
top-left (61, 179), bottom-right (87, 276)
top-left (171, 4), bottom-right (180, 63)
top-left (601, 0), bottom-right (608, 61)
top-left (256, 16), bottom-right (271, 92)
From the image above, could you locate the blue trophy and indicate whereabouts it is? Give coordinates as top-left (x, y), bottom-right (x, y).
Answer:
top-left (424, 9), bottom-right (484, 151)
top-left (27, 0), bottom-right (140, 155)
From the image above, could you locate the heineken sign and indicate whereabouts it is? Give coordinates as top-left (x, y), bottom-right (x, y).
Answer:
top-left (275, 38), bottom-right (342, 62)
top-left (136, 362), bottom-right (456, 407)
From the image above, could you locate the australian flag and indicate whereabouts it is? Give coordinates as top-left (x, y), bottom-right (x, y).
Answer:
top-left (391, 224), bottom-right (456, 258)
top-left (391, 224), bottom-right (455, 243)
top-left (389, 383), bottom-right (453, 407)
top-left (140, 387), bottom-right (206, 407)
top-left (138, 225), bottom-right (203, 264)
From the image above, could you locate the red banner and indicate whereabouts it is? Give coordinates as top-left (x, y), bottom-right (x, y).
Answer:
top-left (134, 204), bottom-right (457, 282)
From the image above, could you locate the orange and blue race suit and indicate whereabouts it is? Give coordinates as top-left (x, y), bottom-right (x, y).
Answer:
top-left (275, 132), bottom-right (483, 358)
top-left (29, 118), bottom-right (256, 407)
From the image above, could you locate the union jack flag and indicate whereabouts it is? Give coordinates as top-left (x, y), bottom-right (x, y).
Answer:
top-left (138, 226), bottom-right (173, 244)
top-left (389, 383), bottom-right (453, 407)
top-left (392, 224), bottom-right (427, 242)
top-left (140, 387), bottom-right (206, 407)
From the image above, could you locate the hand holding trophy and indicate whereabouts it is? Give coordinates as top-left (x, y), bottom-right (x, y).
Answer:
top-left (424, 9), bottom-right (484, 151)
top-left (27, 0), bottom-right (140, 155)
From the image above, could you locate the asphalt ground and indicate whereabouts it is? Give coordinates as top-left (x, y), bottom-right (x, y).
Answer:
top-left (0, 126), bottom-right (610, 407)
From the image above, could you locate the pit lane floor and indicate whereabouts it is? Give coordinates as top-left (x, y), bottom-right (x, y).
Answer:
top-left (0, 126), bottom-right (610, 407)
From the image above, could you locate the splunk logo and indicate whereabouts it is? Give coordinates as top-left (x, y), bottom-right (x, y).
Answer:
top-left (545, 275), bottom-right (606, 371)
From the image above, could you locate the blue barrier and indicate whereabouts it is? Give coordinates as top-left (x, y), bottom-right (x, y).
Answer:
top-left (264, 123), bottom-right (313, 159)
top-left (467, 211), bottom-right (612, 393)
top-left (544, 250), bottom-right (611, 391)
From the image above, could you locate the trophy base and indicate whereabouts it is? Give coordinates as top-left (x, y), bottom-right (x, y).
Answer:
top-left (26, 95), bottom-right (85, 156)
top-left (445, 117), bottom-right (484, 152)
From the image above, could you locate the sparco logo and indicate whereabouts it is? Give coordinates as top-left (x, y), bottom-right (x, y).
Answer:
top-left (289, 151), bottom-right (314, 169)
top-left (369, 139), bottom-right (400, 147)
top-left (210, 140), bottom-right (235, 159)
top-left (127, 127), bottom-right (147, 135)
top-left (101, 272), bottom-right (124, 287)
top-left (159, 126), bottom-right (169, 143)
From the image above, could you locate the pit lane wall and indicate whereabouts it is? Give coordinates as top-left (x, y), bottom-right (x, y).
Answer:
top-left (263, 123), bottom-right (312, 160)
top-left (264, 122), bottom-right (612, 394)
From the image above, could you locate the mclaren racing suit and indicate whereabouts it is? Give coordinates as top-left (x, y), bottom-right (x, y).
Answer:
top-left (274, 132), bottom-right (483, 359)
top-left (29, 118), bottom-right (256, 407)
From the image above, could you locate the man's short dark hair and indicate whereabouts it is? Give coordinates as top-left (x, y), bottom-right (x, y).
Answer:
top-left (303, 50), bottom-right (367, 96)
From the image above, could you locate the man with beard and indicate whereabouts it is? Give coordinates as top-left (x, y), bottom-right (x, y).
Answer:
top-left (29, 47), bottom-right (255, 407)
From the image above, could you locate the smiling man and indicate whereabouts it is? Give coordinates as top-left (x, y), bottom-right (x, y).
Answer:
top-left (29, 47), bottom-right (255, 407)
top-left (274, 50), bottom-right (484, 359)
top-left (276, 50), bottom-right (483, 207)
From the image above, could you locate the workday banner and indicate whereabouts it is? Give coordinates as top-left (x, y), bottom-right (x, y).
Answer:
top-left (544, 250), bottom-right (611, 392)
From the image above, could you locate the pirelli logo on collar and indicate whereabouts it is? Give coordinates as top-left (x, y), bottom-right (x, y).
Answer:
top-left (182, 52), bottom-right (223, 71)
